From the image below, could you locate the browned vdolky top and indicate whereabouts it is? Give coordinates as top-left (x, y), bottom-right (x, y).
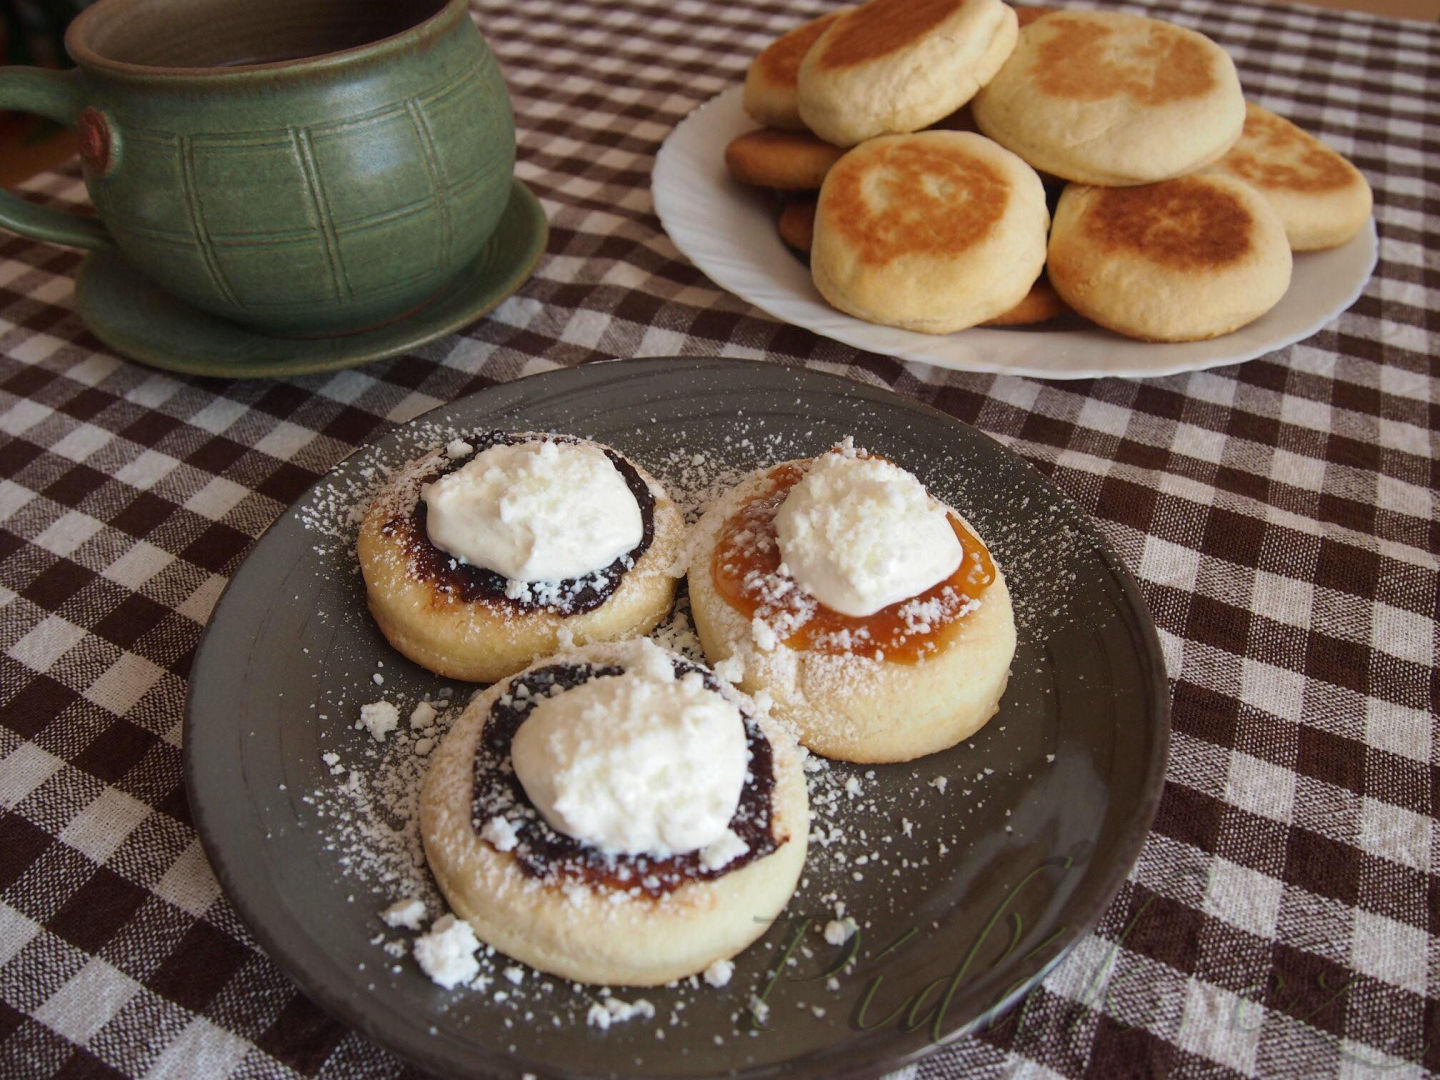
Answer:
top-left (822, 138), bottom-right (1008, 265)
top-left (1083, 178), bottom-right (1254, 268)
top-left (1015, 5), bottom-right (1056, 28)
top-left (472, 660), bottom-right (780, 897)
top-left (712, 460), bottom-right (996, 663)
top-left (1033, 16), bottom-right (1217, 104)
top-left (816, 0), bottom-right (966, 69)
top-left (1220, 105), bottom-right (1357, 193)
top-left (757, 10), bottom-right (842, 86)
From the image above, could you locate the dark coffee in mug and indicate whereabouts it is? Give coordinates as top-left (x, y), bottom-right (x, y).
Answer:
top-left (86, 0), bottom-right (447, 69)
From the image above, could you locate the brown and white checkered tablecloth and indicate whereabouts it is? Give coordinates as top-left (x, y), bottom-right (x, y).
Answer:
top-left (1, 0), bottom-right (1436, 1075)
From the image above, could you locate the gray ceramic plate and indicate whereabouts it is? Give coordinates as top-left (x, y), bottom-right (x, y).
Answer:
top-left (186, 358), bottom-right (1169, 1078)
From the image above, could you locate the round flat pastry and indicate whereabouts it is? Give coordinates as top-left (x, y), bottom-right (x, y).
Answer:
top-left (972, 10), bottom-right (1245, 185)
top-left (787, 196), bottom-right (1065, 323)
top-left (724, 128), bottom-right (846, 191)
top-left (1013, 4), bottom-right (1055, 27)
top-left (687, 449), bottom-right (1017, 763)
top-left (981, 272), bottom-right (1069, 326)
top-left (797, 0), bottom-right (1018, 147)
top-left (420, 639), bottom-right (810, 987)
top-left (1047, 174), bottom-right (1293, 342)
top-left (743, 9), bottom-right (848, 131)
top-left (357, 433), bottom-right (683, 683)
top-left (811, 130), bottom-right (1048, 333)
top-left (1203, 103), bottom-right (1373, 251)
top-left (777, 196), bottom-right (817, 254)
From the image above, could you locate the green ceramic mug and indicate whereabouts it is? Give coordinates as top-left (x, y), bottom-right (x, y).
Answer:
top-left (0, 0), bottom-right (515, 336)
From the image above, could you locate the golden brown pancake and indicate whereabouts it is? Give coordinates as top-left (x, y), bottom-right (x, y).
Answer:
top-left (743, 10), bottom-right (847, 130)
top-left (811, 0), bottom-right (967, 69)
top-left (1031, 17), bottom-right (1216, 105)
top-left (1013, 5), bottom-right (1055, 28)
top-left (1204, 103), bottom-right (1373, 251)
top-left (781, 130), bottom-right (1064, 325)
top-left (812, 130), bottom-right (1048, 333)
top-left (981, 273), bottom-right (1069, 326)
top-left (972, 11), bottom-right (1245, 185)
top-left (777, 197), bottom-right (817, 254)
top-left (1047, 175), bottom-right (1293, 342)
top-left (797, 0), bottom-right (1018, 147)
top-left (823, 137), bottom-right (1006, 265)
top-left (775, 203), bottom-right (1066, 316)
top-left (1081, 181), bottom-right (1253, 267)
top-left (724, 128), bottom-right (846, 191)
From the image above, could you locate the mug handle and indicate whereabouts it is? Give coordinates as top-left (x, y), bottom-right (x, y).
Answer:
top-left (0, 67), bottom-right (113, 251)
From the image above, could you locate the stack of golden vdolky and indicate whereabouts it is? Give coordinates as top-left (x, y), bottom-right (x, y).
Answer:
top-left (725, 0), bottom-right (1372, 341)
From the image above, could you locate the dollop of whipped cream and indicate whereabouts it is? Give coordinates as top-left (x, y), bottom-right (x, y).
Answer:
top-left (422, 439), bottom-right (642, 582)
top-left (774, 451), bottom-right (962, 617)
top-left (510, 643), bottom-right (748, 857)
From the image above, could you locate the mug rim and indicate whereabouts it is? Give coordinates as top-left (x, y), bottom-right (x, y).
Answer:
top-left (66, 0), bottom-right (465, 82)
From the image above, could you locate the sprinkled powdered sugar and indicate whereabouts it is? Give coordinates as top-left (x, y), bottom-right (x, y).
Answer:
top-left (587, 996), bottom-right (656, 1029)
top-left (357, 701), bottom-right (399, 742)
top-left (414, 915), bottom-right (481, 989)
top-left (703, 958), bottom-right (735, 988)
top-left (306, 690), bottom-right (458, 903)
top-left (480, 816), bottom-right (520, 852)
top-left (291, 411), bottom-right (1088, 1044)
top-left (382, 897), bottom-right (427, 930)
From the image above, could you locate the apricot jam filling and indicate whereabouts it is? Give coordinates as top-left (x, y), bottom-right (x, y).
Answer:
top-left (712, 462), bottom-right (995, 663)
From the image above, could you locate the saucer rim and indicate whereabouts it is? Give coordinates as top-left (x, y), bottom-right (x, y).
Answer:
top-left (73, 177), bottom-right (547, 379)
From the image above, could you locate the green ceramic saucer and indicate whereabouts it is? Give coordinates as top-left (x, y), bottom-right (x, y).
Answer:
top-left (72, 179), bottom-right (547, 379)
